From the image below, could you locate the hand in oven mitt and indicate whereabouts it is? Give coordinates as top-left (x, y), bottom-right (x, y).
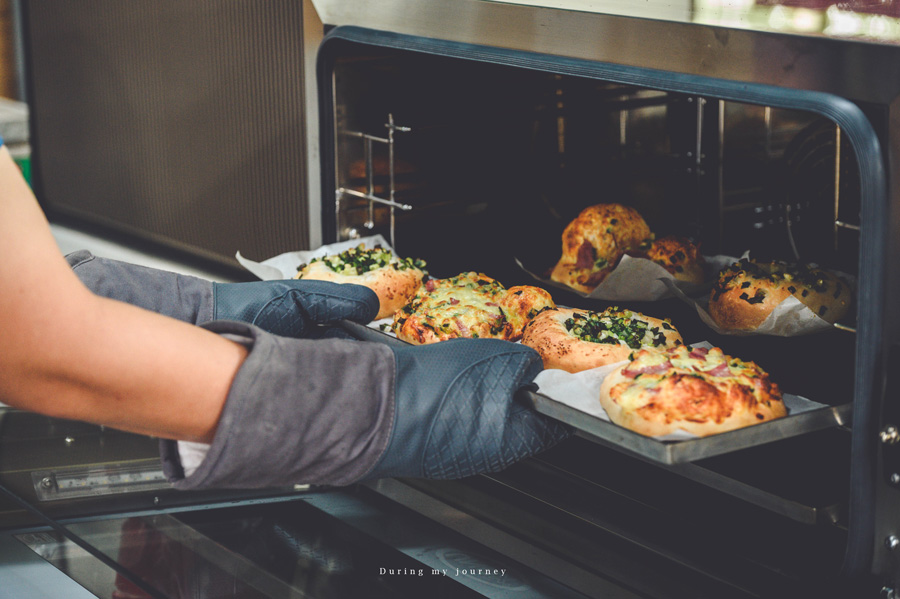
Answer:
top-left (66, 250), bottom-right (378, 336)
top-left (160, 323), bottom-right (572, 488)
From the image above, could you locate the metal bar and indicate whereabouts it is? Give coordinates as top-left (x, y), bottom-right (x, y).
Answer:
top-left (834, 123), bottom-right (843, 250)
top-left (336, 187), bottom-right (413, 210)
top-left (365, 136), bottom-right (375, 229)
top-left (836, 220), bottom-right (861, 232)
top-left (388, 113), bottom-right (398, 249)
top-left (341, 130), bottom-right (391, 144)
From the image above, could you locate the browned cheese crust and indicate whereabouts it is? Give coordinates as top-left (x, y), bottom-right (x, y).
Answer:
top-left (550, 204), bottom-right (652, 293)
top-left (392, 272), bottom-right (555, 345)
top-left (521, 307), bottom-right (683, 373)
top-left (708, 259), bottom-right (851, 331)
top-left (640, 235), bottom-right (705, 285)
top-left (598, 345), bottom-right (787, 437)
top-left (295, 246), bottom-right (426, 320)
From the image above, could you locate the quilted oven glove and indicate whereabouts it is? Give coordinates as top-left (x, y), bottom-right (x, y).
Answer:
top-left (159, 322), bottom-right (572, 488)
top-left (66, 250), bottom-right (378, 336)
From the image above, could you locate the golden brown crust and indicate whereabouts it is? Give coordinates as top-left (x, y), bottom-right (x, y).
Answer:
top-left (598, 346), bottom-right (787, 437)
top-left (640, 236), bottom-right (705, 285)
top-left (521, 307), bottom-right (683, 373)
top-left (392, 272), bottom-right (555, 345)
top-left (501, 286), bottom-right (556, 339)
top-left (296, 261), bottom-right (424, 320)
top-left (708, 259), bottom-right (851, 331)
top-left (550, 204), bottom-right (652, 293)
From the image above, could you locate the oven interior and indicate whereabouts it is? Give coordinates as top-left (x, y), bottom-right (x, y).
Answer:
top-left (329, 46), bottom-right (859, 404)
top-left (324, 43), bottom-right (869, 595)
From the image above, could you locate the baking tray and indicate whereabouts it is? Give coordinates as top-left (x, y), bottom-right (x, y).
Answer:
top-left (520, 389), bottom-right (851, 465)
top-left (337, 320), bottom-right (852, 465)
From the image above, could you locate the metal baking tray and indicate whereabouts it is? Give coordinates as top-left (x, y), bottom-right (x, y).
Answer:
top-left (520, 389), bottom-right (851, 465)
top-left (337, 320), bottom-right (852, 465)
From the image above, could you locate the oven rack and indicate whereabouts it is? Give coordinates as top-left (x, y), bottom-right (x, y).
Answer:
top-left (335, 113), bottom-right (412, 251)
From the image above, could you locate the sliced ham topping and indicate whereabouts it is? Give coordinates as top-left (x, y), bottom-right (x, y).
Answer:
top-left (706, 363), bottom-right (732, 377)
top-left (574, 241), bottom-right (595, 269)
top-left (485, 301), bottom-right (498, 306)
top-left (425, 280), bottom-right (437, 292)
top-left (692, 362), bottom-right (731, 377)
top-left (449, 297), bottom-right (459, 305)
top-left (689, 347), bottom-right (709, 359)
top-left (455, 318), bottom-right (469, 335)
top-left (623, 361), bottom-right (672, 378)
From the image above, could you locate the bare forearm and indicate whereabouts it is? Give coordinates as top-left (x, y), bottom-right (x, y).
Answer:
top-left (0, 147), bottom-right (246, 442)
top-left (3, 292), bottom-right (247, 442)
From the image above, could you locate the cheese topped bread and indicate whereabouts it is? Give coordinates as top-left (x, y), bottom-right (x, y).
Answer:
top-left (550, 204), bottom-right (652, 293)
top-left (295, 244), bottom-right (426, 320)
top-left (708, 258), bottom-right (851, 331)
top-left (599, 345), bottom-right (787, 437)
top-left (392, 272), bottom-right (555, 345)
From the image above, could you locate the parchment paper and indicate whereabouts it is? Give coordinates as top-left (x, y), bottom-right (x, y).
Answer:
top-left (235, 235), bottom-right (396, 281)
top-left (517, 254), bottom-right (735, 302)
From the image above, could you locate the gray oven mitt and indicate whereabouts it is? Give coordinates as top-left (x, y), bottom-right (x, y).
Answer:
top-left (65, 250), bottom-right (378, 336)
top-left (159, 321), bottom-right (571, 488)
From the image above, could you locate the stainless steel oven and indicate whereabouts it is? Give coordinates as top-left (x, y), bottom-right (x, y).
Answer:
top-left (7, 1), bottom-right (900, 597)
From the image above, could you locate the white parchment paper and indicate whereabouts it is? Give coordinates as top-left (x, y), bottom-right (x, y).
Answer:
top-left (235, 235), bottom-right (396, 281)
top-left (517, 254), bottom-right (735, 302)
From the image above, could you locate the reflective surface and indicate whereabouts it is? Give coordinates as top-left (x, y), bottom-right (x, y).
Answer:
top-left (13, 491), bottom-right (585, 598)
top-left (493, 0), bottom-right (900, 42)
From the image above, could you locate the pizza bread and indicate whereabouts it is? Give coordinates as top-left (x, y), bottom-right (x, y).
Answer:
top-left (550, 204), bottom-right (652, 293)
top-left (708, 258), bottom-right (851, 331)
top-left (521, 306), bottom-right (683, 373)
top-left (599, 345), bottom-right (787, 437)
top-left (392, 272), bottom-right (555, 345)
top-left (640, 235), bottom-right (705, 285)
top-left (295, 245), bottom-right (426, 320)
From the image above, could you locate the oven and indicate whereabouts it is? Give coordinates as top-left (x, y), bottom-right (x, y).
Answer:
top-left (5, 1), bottom-right (900, 597)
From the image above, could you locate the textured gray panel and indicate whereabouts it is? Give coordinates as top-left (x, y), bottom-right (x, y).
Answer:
top-left (25, 0), bottom-right (309, 266)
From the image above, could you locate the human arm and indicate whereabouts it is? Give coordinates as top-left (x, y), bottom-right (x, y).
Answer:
top-left (0, 143), bottom-right (569, 487)
top-left (0, 145), bottom-right (246, 442)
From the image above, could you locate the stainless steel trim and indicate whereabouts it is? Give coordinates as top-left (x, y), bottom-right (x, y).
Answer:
top-left (311, 0), bottom-right (900, 103)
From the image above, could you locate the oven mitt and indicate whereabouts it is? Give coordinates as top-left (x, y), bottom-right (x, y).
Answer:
top-left (159, 321), bottom-right (571, 489)
top-left (66, 249), bottom-right (378, 336)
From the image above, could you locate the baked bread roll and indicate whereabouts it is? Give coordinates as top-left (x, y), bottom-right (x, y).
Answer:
top-left (708, 259), bottom-right (851, 331)
top-left (522, 306), bottom-right (683, 373)
top-left (599, 345), bottom-right (787, 437)
top-left (392, 272), bottom-right (555, 345)
top-left (641, 235), bottom-right (705, 285)
top-left (550, 204), bottom-right (652, 293)
top-left (295, 245), bottom-right (426, 320)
